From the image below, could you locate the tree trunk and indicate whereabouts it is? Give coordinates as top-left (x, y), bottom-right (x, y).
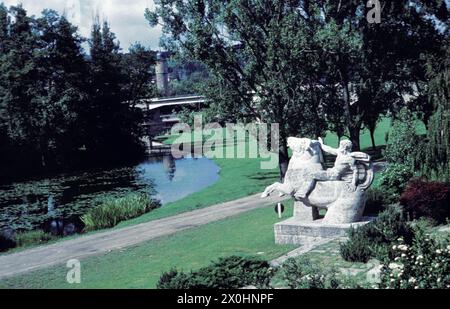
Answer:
top-left (348, 126), bottom-right (361, 151)
top-left (370, 127), bottom-right (376, 150)
top-left (279, 142), bottom-right (290, 182)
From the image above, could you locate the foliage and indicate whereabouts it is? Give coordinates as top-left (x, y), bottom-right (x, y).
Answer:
top-left (81, 194), bottom-right (160, 231)
top-left (378, 164), bottom-right (414, 204)
top-left (339, 228), bottom-right (374, 263)
top-left (364, 187), bottom-right (389, 216)
top-left (157, 256), bottom-right (274, 289)
top-left (0, 231), bottom-right (16, 252)
top-left (0, 5), bottom-right (149, 182)
top-left (384, 109), bottom-right (424, 171)
top-left (281, 257), bottom-right (342, 289)
top-left (400, 179), bottom-right (450, 224)
top-left (340, 206), bottom-right (415, 263)
top-left (379, 226), bottom-right (450, 289)
top-left (170, 71), bottom-right (208, 96)
top-left (13, 230), bottom-right (54, 248)
top-left (421, 47), bottom-right (450, 181)
top-left (120, 43), bottom-right (157, 105)
top-left (280, 257), bottom-right (370, 289)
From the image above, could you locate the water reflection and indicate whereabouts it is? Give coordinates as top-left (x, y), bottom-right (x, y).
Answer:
top-left (0, 155), bottom-right (220, 234)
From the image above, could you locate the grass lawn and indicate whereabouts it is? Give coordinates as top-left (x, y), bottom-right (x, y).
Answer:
top-left (0, 203), bottom-right (296, 289)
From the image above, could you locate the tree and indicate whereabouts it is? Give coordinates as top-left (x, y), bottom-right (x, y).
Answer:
top-left (314, 0), bottom-right (446, 151)
top-left (84, 19), bottom-right (145, 166)
top-left (120, 43), bottom-right (157, 107)
top-left (422, 46), bottom-right (450, 181)
top-left (146, 0), bottom-right (327, 179)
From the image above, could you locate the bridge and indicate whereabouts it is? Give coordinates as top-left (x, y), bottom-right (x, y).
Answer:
top-left (135, 95), bottom-right (207, 154)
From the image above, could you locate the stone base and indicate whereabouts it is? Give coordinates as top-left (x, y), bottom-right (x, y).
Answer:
top-left (274, 217), bottom-right (373, 245)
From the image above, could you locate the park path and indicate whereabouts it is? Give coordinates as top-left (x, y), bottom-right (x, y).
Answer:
top-left (0, 193), bottom-right (286, 279)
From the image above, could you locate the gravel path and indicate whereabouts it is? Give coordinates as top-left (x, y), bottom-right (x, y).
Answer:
top-left (0, 193), bottom-right (286, 279)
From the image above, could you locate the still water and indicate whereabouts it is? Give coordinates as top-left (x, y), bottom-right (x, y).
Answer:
top-left (0, 155), bottom-right (220, 234)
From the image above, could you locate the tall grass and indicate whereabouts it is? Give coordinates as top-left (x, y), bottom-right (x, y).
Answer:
top-left (14, 230), bottom-right (55, 248)
top-left (81, 194), bottom-right (160, 232)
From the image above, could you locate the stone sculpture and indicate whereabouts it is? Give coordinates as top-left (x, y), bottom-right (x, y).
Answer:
top-left (262, 137), bottom-right (374, 224)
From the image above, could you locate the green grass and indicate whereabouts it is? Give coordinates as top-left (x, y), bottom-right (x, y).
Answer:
top-left (0, 203), bottom-right (296, 289)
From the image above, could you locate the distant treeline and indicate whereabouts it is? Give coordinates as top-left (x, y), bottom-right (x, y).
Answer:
top-left (0, 4), bottom-right (157, 182)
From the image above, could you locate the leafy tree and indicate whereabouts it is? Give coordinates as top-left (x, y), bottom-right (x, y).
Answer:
top-left (146, 0), bottom-right (327, 178)
top-left (120, 43), bottom-right (157, 107)
top-left (314, 0), bottom-right (446, 150)
top-left (84, 19), bottom-right (145, 165)
top-left (422, 46), bottom-right (450, 180)
top-left (0, 5), bottom-right (149, 181)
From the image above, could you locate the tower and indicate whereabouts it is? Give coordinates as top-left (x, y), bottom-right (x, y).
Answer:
top-left (156, 52), bottom-right (170, 97)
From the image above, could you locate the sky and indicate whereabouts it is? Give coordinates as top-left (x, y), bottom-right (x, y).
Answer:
top-left (3, 0), bottom-right (162, 51)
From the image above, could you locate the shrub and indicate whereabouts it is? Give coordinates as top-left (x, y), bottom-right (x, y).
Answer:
top-left (280, 257), bottom-right (370, 289)
top-left (81, 194), bottom-right (160, 231)
top-left (364, 187), bottom-right (388, 215)
top-left (14, 230), bottom-right (54, 248)
top-left (400, 179), bottom-right (450, 224)
top-left (384, 109), bottom-right (422, 170)
top-left (339, 228), bottom-right (373, 263)
top-left (157, 256), bottom-right (274, 289)
top-left (378, 164), bottom-right (414, 204)
top-left (281, 257), bottom-right (342, 289)
top-left (340, 206), bottom-right (415, 263)
top-left (0, 231), bottom-right (16, 252)
top-left (379, 226), bottom-right (450, 289)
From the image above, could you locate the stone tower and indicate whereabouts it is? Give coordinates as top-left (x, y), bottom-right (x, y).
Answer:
top-left (156, 52), bottom-right (170, 97)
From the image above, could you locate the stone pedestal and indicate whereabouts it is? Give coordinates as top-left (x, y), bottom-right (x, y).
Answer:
top-left (274, 217), bottom-right (373, 245)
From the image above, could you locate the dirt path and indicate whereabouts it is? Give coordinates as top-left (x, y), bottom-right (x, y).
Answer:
top-left (0, 193), bottom-right (286, 279)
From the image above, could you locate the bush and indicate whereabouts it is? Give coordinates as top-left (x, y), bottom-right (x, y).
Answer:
top-left (400, 179), bottom-right (450, 225)
top-left (378, 164), bottom-right (414, 204)
top-left (157, 256), bottom-right (274, 289)
top-left (379, 226), bottom-right (450, 289)
top-left (364, 187), bottom-right (388, 215)
top-left (340, 206), bottom-right (415, 263)
top-left (14, 230), bottom-right (54, 248)
top-left (339, 228), bottom-right (373, 263)
top-left (280, 257), bottom-right (369, 289)
top-left (281, 257), bottom-right (342, 289)
top-left (81, 194), bottom-right (160, 231)
top-left (384, 109), bottom-right (422, 170)
top-left (0, 231), bottom-right (16, 252)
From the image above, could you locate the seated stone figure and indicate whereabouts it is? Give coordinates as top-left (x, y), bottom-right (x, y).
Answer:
top-left (305, 138), bottom-right (359, 196)
top-left (262, 137), bottom-right (374, 224)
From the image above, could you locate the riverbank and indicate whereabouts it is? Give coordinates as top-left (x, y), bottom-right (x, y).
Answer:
top-left (0, 117), bottom-right (401, 255)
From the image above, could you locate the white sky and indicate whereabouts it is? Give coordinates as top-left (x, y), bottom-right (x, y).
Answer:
top-left (3, 0), bottom-right (162, 51)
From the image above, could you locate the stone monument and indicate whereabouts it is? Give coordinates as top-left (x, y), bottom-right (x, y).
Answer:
top-left (262, 137), bottom-right (374, 244)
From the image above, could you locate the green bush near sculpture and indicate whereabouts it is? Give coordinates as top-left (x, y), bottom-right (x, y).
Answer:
top-left (377, 164), bottom-right (414, 205)
top-left (81, 194), bottom-right (160, 231)
top-left (157, 256), bottom-right (274, 289)
top-left (340, 206), bottom-right (415, 263)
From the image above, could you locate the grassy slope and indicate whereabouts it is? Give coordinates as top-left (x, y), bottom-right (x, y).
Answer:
top-left (0, 203), bottom-right (296, 289)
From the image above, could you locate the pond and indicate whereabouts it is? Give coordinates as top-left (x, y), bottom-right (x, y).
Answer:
top-left (0, 155), bottom-right (220, 235)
